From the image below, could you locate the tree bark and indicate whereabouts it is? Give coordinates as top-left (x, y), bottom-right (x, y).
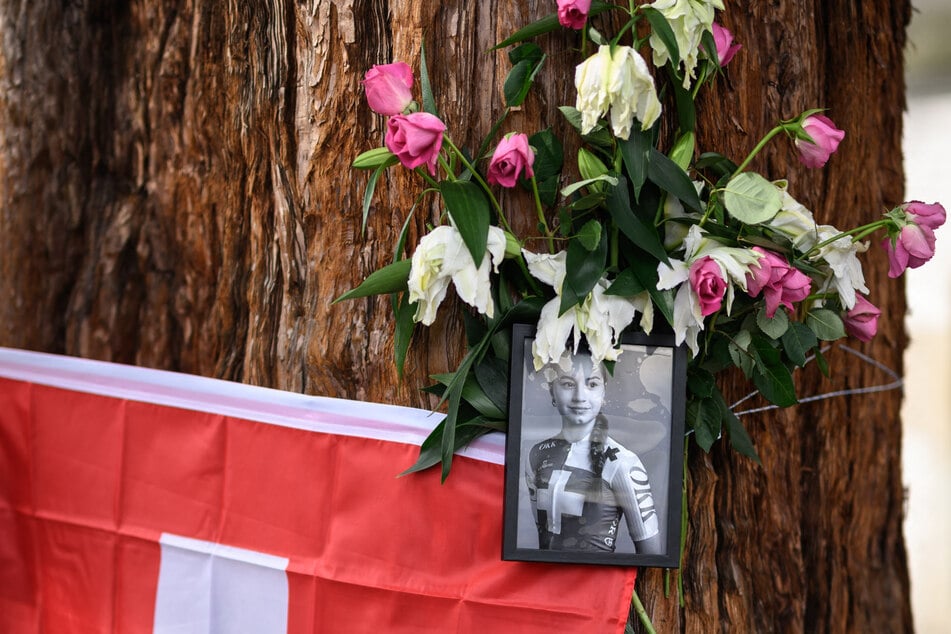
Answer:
top-left (0, 1), bottom-right (913, 631)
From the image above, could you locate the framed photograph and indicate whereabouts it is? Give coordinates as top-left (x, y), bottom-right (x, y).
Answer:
top-left (502, 324), bottom-right (686, 567)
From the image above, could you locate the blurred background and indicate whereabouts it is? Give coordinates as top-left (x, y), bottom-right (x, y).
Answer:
top-left (902, 0), bottom-right (950, 631)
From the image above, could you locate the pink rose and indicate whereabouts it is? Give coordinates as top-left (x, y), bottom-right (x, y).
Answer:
top-left (883, 223), bottom-right (937, 278)
top-left (557, 0), bottom-right (592, 30)
top-left (795, 114), bottom-right (845, 169)
top-left (385, 112), bottom-right (446, 176)
top-left (842, 295), bottom-right (881, 343)
top-left (903, 200), bottom-right (946, 231)
top-left (689, 256), bottom-right (727, 317)
top-left (745, 248), bottom-right (812, 318)
top-left (711, 23), bottom-right (741, 66)
top-left (487, 133), bottom-right (535, 188)
top-left (363, 62), bottom-right (414, 116)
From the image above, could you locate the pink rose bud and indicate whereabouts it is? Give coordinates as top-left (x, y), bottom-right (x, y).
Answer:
top-left (487, 133), bottom-right (535, 188)
top-left (842, 295), bottom-right (881, 343)
top-left (795, 114), bottom-right (845, 169)
top-left (689, 256), bottom-right (727, 317)
top-left (903, 200), bottom-right (946, 231)
top-left (385, 112), bottom-right (446, 176)
top-left (745, 247), bottom-right (811, 318)
top-left (362, 62), bottom-right (414, 116)
top-left (557, 0), bottom-right (592, 30)
top-left (711, 23), bottom-right (742, 66)
top-left (883, 223), bottom-right (937, 278)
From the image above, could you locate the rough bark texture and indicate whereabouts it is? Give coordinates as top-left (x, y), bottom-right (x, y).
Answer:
top-left (0, 1), bottom-right (913, 632)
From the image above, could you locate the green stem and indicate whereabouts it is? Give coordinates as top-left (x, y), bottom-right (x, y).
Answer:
top-left (441, 136), bottom-right (513, 232)
top-left (529, 175), bottom-right (555, 254)
top-left (803, 219), bottom-right (890, 258)
top-left (474, 107), bottom-right (512, 163)
top-left (732, 124), bottom-right (787, 175)
top-left (415, 167), bottom-right (441, 189)
top-left (679, 437), bottom-right (688, 608)
top-left (631, 590), bottom-right (657, 634)
top-left (436, 155), bottom-right (457, 183)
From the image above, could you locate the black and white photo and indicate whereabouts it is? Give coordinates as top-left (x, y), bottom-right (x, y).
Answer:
top-left (503, 325), bottom-right (686, 567)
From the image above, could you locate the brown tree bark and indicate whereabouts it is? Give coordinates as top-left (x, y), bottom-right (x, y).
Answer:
top-left (0, 1), bottom-right (913, 632)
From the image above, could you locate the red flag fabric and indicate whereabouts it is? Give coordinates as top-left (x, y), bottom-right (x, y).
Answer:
top-left (0, 348), bottom-right (636, 633)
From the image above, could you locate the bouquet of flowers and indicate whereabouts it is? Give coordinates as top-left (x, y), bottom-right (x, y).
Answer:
top-left (340, 0), bottom-right (945, 481)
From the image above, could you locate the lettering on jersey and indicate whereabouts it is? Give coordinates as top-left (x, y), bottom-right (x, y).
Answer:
top-left (537, 440), bottom-right (560, 450)
top-left (629, 465), bottom-right (657, 522)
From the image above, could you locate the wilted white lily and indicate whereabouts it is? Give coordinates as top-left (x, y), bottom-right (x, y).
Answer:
top-left (647, 0), bottom-right (724, 88)
top-left (656, 225), bottom-right (760, 354)
top-left (407, 225), bottom-right (506, 325)
top-left (524, 250), bottom-right (653, 369)
top-left (811, 226), bottom-right (869, 310)
top-left (575, 45), bottom-right (662, 140)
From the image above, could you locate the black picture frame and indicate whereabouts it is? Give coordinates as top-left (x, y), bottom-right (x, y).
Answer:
top-left (502, 323), bottom-right (686, 567)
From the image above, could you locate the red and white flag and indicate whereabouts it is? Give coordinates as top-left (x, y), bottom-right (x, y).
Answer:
top-left (0, 348), bottom-right (636, 633)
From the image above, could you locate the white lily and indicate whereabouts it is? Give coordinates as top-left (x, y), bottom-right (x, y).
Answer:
top-left (656, 225), bottom-right (760, 355)
top-left (575, 45), bottom-right (662, 140)
top-left (647, 0), bottom-right (724, 88)
top-left (812, 226), bottom-right (869, 310)
top-left (407, 225), bottom-right (506, 325)
top-left (524, 250), bottom-right (653, 369)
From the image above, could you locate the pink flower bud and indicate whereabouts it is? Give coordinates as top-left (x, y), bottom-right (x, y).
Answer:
top-left (711, 23), bottom-right (742, 66)
top-left (795, 114), bottom-right (845, 169)
top-left (487, 133), bottom-right (535, 188)
top-left (557, 0), bottom-right (592, 30)
top-left (745, 248), bottom-right (812, 318)
top-left (842, 295), bottom-right (881, 342)
top-left (903, 200), bottom-right (946, 231)
top-left (883, 223), bottom-right (937, 278)
top-left (689, 256), bottom-right (727, 317)
top-left (385, 112), bottom-right (446, 176)
top-left (362, 62), bottom-right (414, 116)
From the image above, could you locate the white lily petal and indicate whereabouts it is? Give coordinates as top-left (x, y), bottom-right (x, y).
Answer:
top-left (523, 249), bottom-right (567, 290)
top-left (532, 298), bottom-right (578, 370)
top-left (657, 258), bottom-right (690, 290)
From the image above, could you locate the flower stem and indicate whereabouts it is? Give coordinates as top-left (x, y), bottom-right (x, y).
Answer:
top-left (529, 175), bottom-right (555, 254)
top-left (631, 590), bottom-right (657, 634)
top-left (415, 167), bottom-right (441, 189)
top-left (803, 219), bottom-right (890, 257)
top-left (732, 124), bottom-right (787, 175)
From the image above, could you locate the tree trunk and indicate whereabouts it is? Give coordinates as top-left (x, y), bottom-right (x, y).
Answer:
top-left (0, 1), bottom-right (913, 631)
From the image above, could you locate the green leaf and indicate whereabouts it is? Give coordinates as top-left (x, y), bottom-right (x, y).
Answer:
top-left (604, 176), bottom-right (670, 264)
top-left (814, 346), bottom-right (830, 377)
top-left (604, 268), bottom-right (646, 295)
top-left (419, 41), bottom-right (437, 116)
top-left (474, 355), bottom-right (510, 417)
top-left (569, 192), bottom-right (608, 211)
top-left (727, 329), bottom-right (754, 377)
top-left (559, 231), bottom-right (607, 315)
top-left (493, 1), bottom-right (616, 49)
top-left (700, 28), bottom-right (720, 68)
top-left (439, 181), bottom-right (490, 268)
top-left (668, 132), bottom-right (695, 171)
top-left (687, 367), bottom-right (716, 399)
top-left (362, 164), bottom-right (387, 235)
top-left (400, 415), bottom-right (496, 477)
top-left (756, 305), bottom-right (790, 339)
top-left (806, 308), bottom-right (846, 341)
top-left (605, 257), bottom-right (674, 328)
top-left (686, 397), bottom-right (720, 452)
top-left (781, 321), bottom-right (818, 367)
top-left (695, 152), bottom-right (738, 179)
top-left (648, 149), bottom-right (702, 212)
top-left (723, 172), bottom-right (782, 224)
top-left (334, 259), bottom-right (412, 302)
top-left (528, 129), bottom-right (563, 181)
top-left (352, 147), bottom-right (398, 170)
top-left (560, 174), bottom-right (619, 198)
top-left (717, 393), bottom-right (760, 462)
top-left (749, 337), bottom-right (798, 407)
top-left (641, 7), bottom-right (681, 71)
top-left (576, 220), bottom-right (603, 251)
top-left (503, 46), bottom-right (546, 108)
top-left (669, 68), bottom-right (696, 132)
top-left (393, 292), bottom-right (416, 379)
top-left (618, 127), bottom-right (652, 200)
top-left (431, 371), bottom-right (506, 420)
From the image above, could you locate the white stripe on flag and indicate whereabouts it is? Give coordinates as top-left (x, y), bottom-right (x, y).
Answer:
top-left (0, 347), bottom-right (505, 464)
top-left (154, 533), bottom-right (290, 634)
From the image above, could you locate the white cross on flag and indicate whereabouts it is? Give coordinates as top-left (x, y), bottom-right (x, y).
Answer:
top-left (0, 348), bottom-right (636, 633)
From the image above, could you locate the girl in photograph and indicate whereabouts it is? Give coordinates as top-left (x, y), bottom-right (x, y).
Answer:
top-left (525, 351), bottom-right (662, 554)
